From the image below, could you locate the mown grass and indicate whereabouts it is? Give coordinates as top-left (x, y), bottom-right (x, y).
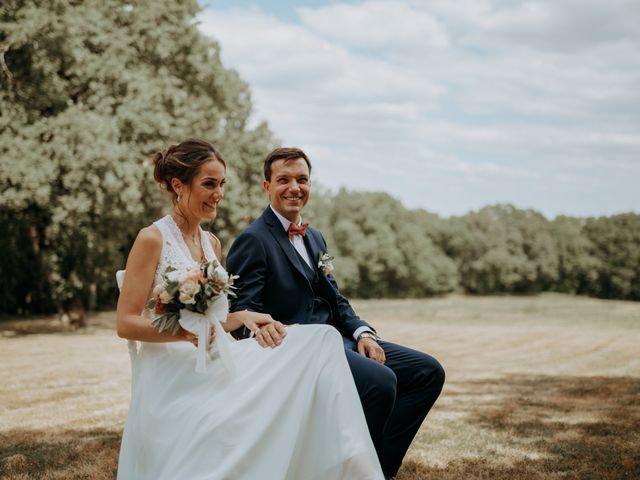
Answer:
top-left (1, 294), bottom-right (639, 479)
top-left (426, 375), bottom-right (640, 480)
top-left (0, 429), bottom-right (119, 480)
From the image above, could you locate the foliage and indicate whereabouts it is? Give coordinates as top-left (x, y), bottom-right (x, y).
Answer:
top-left (454, 205), bottom-right (559, 294)
top-left (307, 190), bottom-right (457, 298)
top-left (550, 216), bottom-right (601, 294)
top-left (0, 0), bottom-right (273, 315)
top-left (583, 214), bottom-right (640, 300)
top-left (310, 196), bottom-right (639, 302)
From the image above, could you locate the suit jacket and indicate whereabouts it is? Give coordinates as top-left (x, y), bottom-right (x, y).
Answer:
top-left (226, 206), bottom-right (372, 339)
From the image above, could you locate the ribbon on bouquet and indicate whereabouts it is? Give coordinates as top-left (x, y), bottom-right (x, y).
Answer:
top-left (179, 295), bottom-right (236, 376)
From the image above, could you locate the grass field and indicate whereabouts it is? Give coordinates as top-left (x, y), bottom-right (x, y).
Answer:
top-left (1, 294), bottom-right (639, 479)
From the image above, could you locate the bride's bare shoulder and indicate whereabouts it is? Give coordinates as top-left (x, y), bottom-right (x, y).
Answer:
top-left (134, 225), bottom-right (162, 250)
top-left (124, 225), bottom-right (163, 272)
top-left (206, 231), bottom-right (222, 259)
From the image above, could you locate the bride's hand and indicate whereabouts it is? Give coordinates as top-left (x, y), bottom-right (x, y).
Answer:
top-left (180, 325), bottom-right (216, 350)
top-left (240, 312), bottom-right (287, 348)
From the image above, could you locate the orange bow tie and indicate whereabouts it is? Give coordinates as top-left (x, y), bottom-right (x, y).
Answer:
top-left (287, 222), bottom-right (309, 238)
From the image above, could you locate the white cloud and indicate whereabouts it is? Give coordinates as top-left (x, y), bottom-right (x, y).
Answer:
top-left (298, 1), bottom-right (449, 50)
top-left (426, 0), bottom-right (640, 52)
top-left (198, 1), bottom-right (640, 217)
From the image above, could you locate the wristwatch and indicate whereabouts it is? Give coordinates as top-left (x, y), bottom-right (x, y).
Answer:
top-left (357, 331), bottom-right (379, 343)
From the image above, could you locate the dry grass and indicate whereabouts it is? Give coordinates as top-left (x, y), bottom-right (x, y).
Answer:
top-left (399, 375), bottom-right (640, 480)
top-left (0, 429), bottom-right (119, 480)
top-left (1, 294), bottom-right (639, 479)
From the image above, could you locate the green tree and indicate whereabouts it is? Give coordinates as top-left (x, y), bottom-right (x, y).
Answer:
top-left (312, 190), bottom-right (457, 298)
top-left (0, 0), bottom-right (274, 316)
top-left (456, 205), bottom-right (558, 294)
top-left (551, 216), bottom-right (600, 294)
top-left (583, 214), bottom-right (640, 300)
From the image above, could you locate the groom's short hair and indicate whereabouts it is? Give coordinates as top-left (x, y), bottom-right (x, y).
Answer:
top-left (264, 147), bottom-right (312, 181)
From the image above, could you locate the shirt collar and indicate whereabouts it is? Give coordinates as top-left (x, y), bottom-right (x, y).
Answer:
top-left (270, 205), bottom-right (303, 232)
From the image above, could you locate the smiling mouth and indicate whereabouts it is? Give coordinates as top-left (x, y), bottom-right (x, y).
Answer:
top-left (204, 202), bottom-right (217, 209)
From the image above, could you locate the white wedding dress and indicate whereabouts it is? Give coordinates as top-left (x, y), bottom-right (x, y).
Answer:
top-left (117, 215), bottom-right (383, 480)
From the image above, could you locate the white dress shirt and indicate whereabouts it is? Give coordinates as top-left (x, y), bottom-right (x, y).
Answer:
top-left (270, 205), bottom-right (373, 342)
top-left (270, 205), bottom-right (313, 268)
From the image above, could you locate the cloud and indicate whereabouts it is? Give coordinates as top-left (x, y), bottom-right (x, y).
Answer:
top-left (198, 1), bottom-right (640, 217)
top-left (425, 0), bottom-right (640, 52)
top-left (298, 1), bottom-right (449, 50)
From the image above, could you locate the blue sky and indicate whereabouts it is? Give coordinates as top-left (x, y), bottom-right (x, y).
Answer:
top-left (202, 1), bottom-right (349, 21)
top-left (198, 1), bottom-right (639, 218)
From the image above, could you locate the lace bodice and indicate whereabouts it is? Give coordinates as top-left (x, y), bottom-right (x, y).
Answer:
top-left (152, 215), bottom-right (218, 286)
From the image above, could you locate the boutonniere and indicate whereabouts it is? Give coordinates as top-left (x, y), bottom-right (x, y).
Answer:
top-left (318, 252), bottom-right (335, 276)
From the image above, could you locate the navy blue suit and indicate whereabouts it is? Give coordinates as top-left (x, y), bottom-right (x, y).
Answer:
top-left (227, 207), bottom-right (445, 477)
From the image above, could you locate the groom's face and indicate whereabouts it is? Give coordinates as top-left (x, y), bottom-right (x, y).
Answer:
top-left (264, 158), bottom-right (311, 223)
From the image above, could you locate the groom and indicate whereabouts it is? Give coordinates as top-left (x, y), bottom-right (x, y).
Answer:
top-left (227, 147), bottom-right (445, 478)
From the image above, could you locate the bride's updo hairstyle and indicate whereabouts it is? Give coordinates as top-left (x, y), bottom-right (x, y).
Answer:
top-left (153, 138), bottom-right (226, 202)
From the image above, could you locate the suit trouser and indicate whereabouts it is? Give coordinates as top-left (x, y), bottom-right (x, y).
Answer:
top-left (342, 337), bottom-right (445, 477)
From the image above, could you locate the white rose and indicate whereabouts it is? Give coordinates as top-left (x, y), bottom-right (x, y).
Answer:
top-left (179, 292), bottom-right (196, 304)
top-left (159, 290), bottom-right (172, 304)
top-left (206, 262), bottom-right (216, 279)
top-left (215, 265), bottom-right (229, 283)
top-left (178, 280), bottom-right (200, 305)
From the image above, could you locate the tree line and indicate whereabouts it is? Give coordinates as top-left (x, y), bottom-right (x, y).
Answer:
top-left (3, 182), bottom-right (640, 317)
top-left (1, 0), bottom-right (638, 319)
top-left (306, 193), bottom-right (640, 302)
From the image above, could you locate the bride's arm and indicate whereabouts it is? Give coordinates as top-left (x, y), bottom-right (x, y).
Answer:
top-left (116, 226), bottom-right (193, 343)
top-left (224, 310), bottom-right (284, 334)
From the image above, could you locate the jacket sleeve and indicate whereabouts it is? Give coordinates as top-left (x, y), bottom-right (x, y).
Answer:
top-left (226, 231), bottom-right (268, 338)
top-left (319, 233), bottom-right (375, 337)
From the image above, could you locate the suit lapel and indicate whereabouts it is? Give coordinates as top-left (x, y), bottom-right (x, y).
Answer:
top-left (304, 230), bottom-right (340, 320)
top-left (303, 231), bottom-right (322, 274)
top-left (262, 207), bottom-right (311, 284)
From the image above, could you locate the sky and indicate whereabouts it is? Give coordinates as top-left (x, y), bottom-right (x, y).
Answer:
top-left (198, 0), bottom-right (639, 218)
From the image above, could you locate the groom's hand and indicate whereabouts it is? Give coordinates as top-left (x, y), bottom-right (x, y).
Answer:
top-left (357, 338), bottom-right (386, 365)
top-left (255, 320), bottom-right (287, 349)
top-left (237, 311), bottom-right (287, 348)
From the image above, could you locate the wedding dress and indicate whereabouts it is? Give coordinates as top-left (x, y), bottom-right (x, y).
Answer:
top-left (116, 215), bottom-right (383, 480)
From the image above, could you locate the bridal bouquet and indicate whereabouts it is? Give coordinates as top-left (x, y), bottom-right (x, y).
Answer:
top-left (147, 259), bottom-right (237, 334)
top-left (146, 260), bottom-right (238, 374)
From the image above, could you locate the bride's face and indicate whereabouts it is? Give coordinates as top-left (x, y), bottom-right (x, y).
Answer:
top-left (176, 159), bottom-right (226, 222)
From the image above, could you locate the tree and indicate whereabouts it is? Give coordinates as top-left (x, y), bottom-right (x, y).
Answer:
top-left (583, 214), bottom-right (640, 300)
top-left (551, 216), bottom-right (600, 294)
top-left (0, 0), bottom-right (274, 317)
top-left (311, 189), bottom-right (457, 298)
top-left (455, 205), bottom-right (558, 294)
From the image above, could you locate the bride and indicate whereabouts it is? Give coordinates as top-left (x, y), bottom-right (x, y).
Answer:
top-left (115, 138), bottom-right (383, 479)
